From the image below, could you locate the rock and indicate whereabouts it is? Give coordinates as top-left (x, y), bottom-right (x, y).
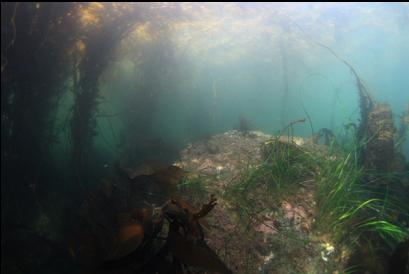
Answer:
top-left (362, 103), bottom-right (396, 173)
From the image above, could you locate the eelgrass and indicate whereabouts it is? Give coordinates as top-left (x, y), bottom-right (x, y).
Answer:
top-left (261, 136), bottom-right (313, 190)
top-left (314, 152), bottom-right (369, 239)
top-left (225, 129), bottom-right (408, 272)
top-left (225, 136), bottom-right (313, 211)
top-left (314, 146), bottom-right (409, 256)
top-left (177, 174), bottom-right (207, 200)
top-left (358, 220), bottom-right (408, 243)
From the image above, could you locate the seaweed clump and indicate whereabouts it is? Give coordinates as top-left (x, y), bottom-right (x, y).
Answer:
top-left (70, 164), bottom-right (232, 274)
top-left (310, 128), bottom-right (335, 146)
top-left (70, 5), bottom-right (140, 190)
top-left (235, 117), bottom-right (253, 136)
top-left (361, 103), bottom-right (396, 173)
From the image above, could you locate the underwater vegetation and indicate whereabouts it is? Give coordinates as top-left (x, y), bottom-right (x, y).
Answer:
top-left (64, 162), bottom-right (232, 273)
top-left (223, 123), bottom-right (409, 273)
top-left (235, 117), bottom-right (254, 136)
top-left (2, 2), bottom-right (409, 274)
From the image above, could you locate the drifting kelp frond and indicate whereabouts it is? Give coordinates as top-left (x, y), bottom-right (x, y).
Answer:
top-left (73, 171), bottom-right (232, 273)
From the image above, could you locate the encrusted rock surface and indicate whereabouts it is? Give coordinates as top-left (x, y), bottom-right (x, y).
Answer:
top-left (174, 130), bottom-right (329, 273)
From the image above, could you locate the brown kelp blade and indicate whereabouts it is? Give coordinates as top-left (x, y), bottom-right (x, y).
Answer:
top-left (171, 197), bottom-right (212, 233)
top-left (130, 207), bottom-right (164, 237)
top-left (193, 194), bottom-right (217, 220)
top-left (118, 160), bottom-right (181, 179)
top-left (120, 162), bottom-right (185, 196)
top-left (69, 230), bottom-right (104, 271)
top-left (152, 165), bottom-right (185, 185)
top-left (100, 178), bottom-right (115, 198)
top-left (106, 213), bottom-right (144, 261)
top-left (119, 164), bottom-right (156, 179)
top-left (170, 231), bottom-right (232, 274)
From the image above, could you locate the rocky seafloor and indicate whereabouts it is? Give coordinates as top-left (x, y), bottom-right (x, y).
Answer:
top-left (174, 130), bottom-right (338, 274)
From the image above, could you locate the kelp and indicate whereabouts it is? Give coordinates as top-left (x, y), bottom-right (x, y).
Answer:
top-left (1, 6), bottom-right (186, 272)
top-left (70, 4), bottom-right (141, 191)
top-left (119, 163), bottom-right (185, 197)
top-left (67, 161), bottom-right (231, 273)
top-left (279, 35), bottom-right (290, 128)
top-left (73, 188), bottom-right (231, 273)
top-left (235, 116), bottom-right (253, 135)
top-left (106, 213), bottom-right (145, 261)
top-left (1, 6), bottom-right (81, 270)
top-left (282, 14), bottom-right (377, 166)
top-left (279, 118), bottom-right (306, 137)
top-left (310, 128), bottom-right (335, 146)
top-left (361, 103), bottom-right (396, 173)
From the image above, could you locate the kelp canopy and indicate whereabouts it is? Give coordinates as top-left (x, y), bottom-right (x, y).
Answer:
top-left (1, 3), bottom-right (187, 273)
top-left (1, 2), bottom-right (182, 216)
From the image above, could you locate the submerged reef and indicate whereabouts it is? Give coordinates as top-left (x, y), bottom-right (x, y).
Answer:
top-left (176, 130), bottom-right (409, 273)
